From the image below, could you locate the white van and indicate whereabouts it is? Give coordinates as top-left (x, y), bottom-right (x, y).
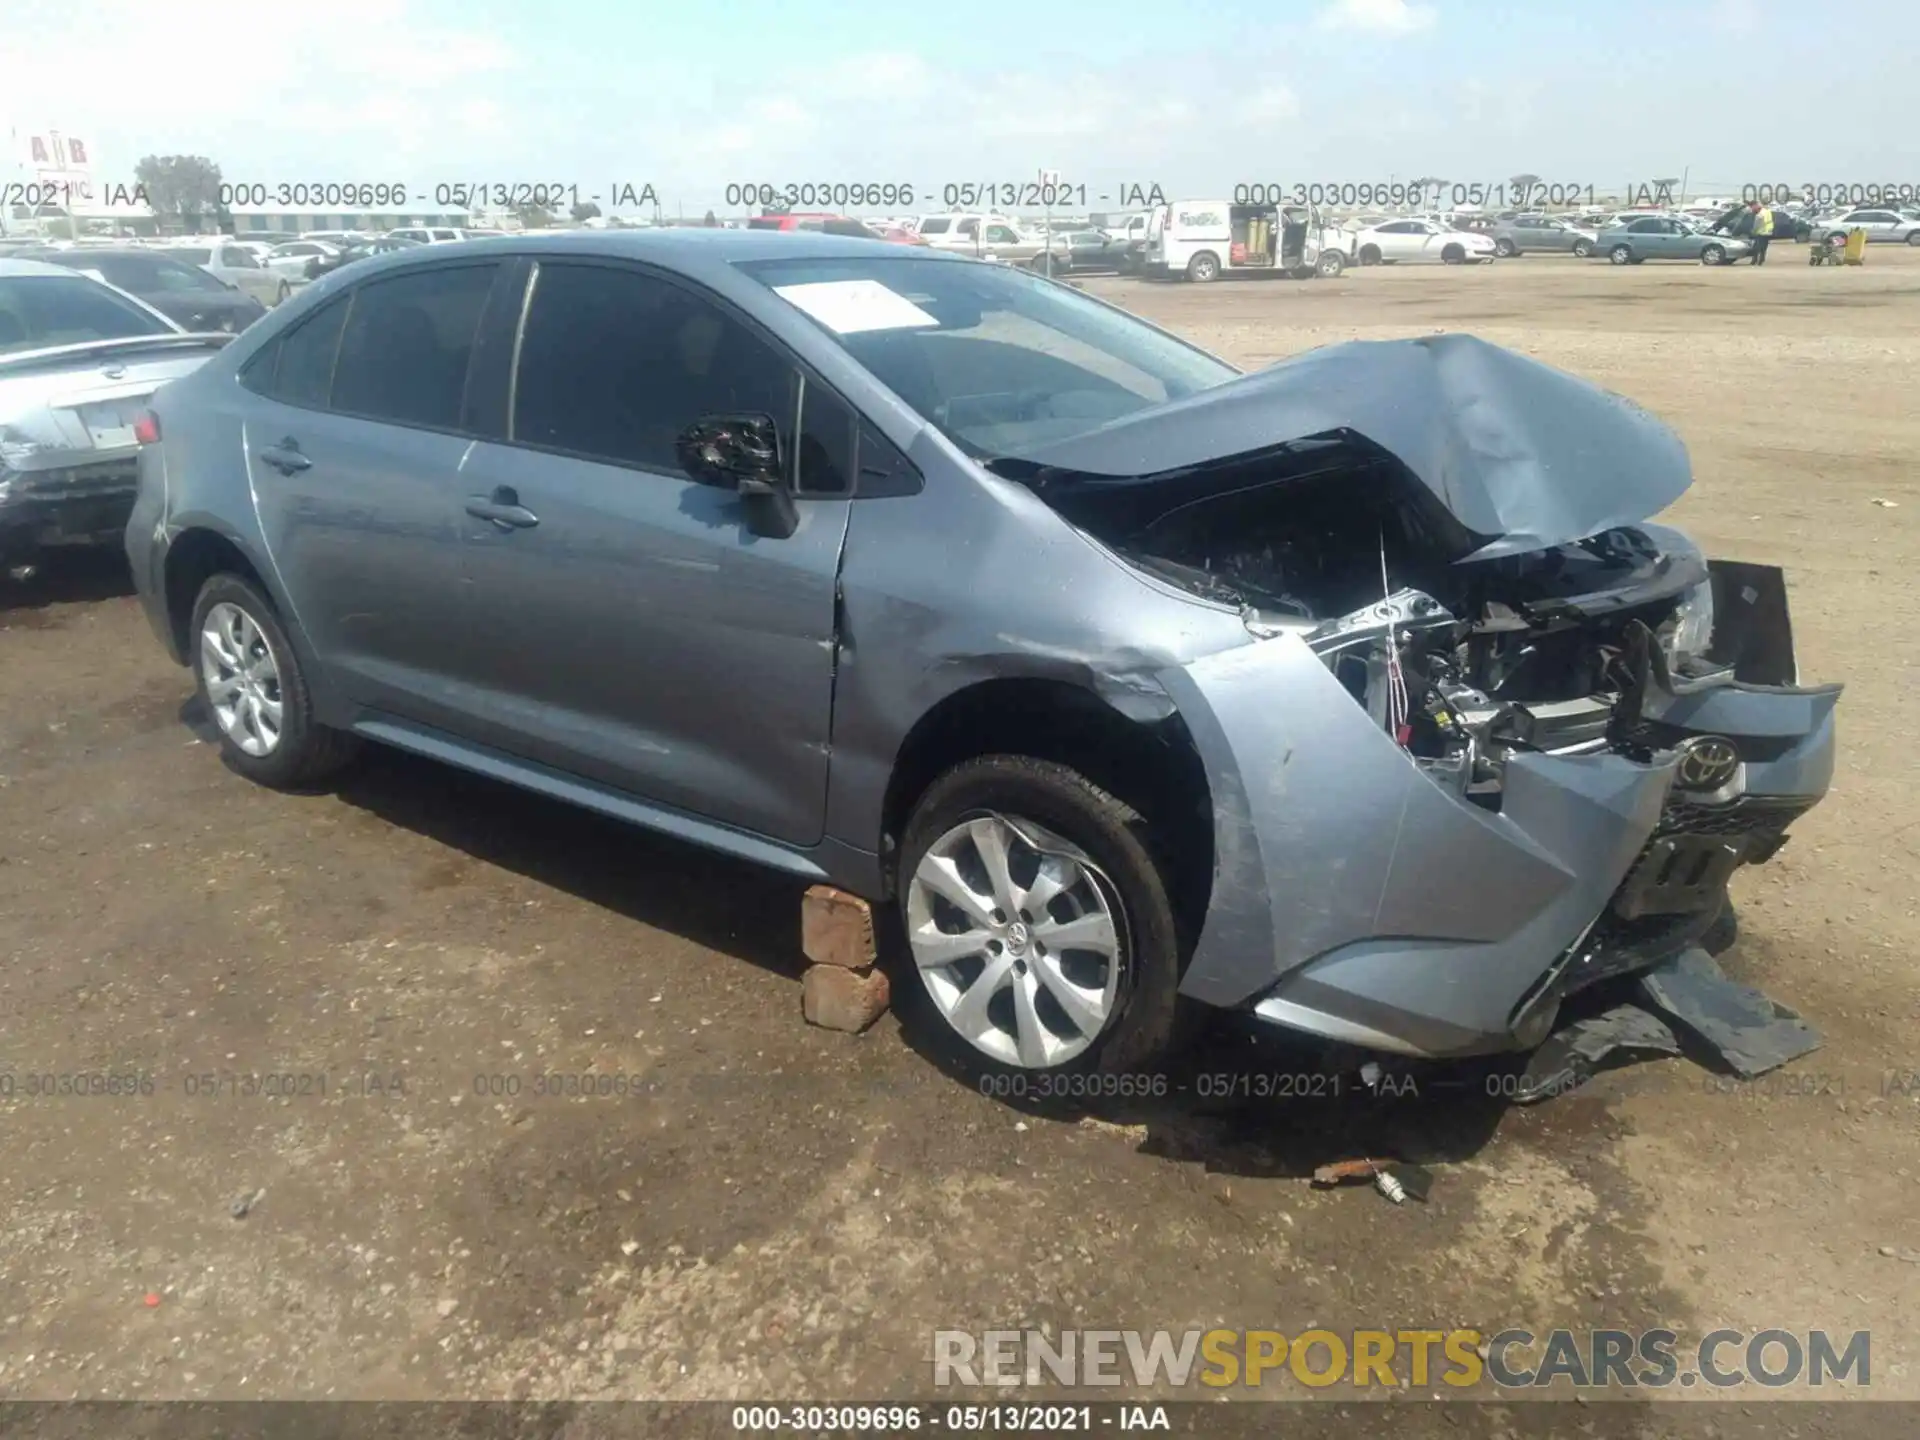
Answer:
top-left (1144, 199), bottom-right (1348, 281)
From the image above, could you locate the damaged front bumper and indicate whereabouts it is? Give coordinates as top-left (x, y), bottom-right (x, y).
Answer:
top-left (1158, 561), bottom-right (1838, 1059)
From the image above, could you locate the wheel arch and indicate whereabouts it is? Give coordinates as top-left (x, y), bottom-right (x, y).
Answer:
top-left (163, 526), bottom-right (275, 661)
top-left (878, 676), bottom-right (1215, 941)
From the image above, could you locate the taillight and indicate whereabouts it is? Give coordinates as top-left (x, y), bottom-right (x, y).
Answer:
top-left (134, 411), bottom-right (161, 445)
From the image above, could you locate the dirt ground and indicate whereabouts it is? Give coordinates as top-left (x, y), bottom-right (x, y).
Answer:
top-left (2, 246), bottom-right (1917, 1415)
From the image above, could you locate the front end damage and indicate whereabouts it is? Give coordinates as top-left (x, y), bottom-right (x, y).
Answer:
top-left (1006, 335), bottom-right (1841, 1060)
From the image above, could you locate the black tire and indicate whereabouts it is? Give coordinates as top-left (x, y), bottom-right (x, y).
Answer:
top-left (1185, 251), bottom-right (1220, 283)
top-left (1494, 237), bottom-right (1518, 257)
top-left (1609, 244), bottom-right (1633, 265)
top-left (1571, 239), bottom-right (1593, 258)
top-left (1358, 244), bottom-right (1382, 265)
top-left (189, 572), bottom-right (360, 789)
top-left (1701, 243), bottom-right (1726, 265)
top-left (1441, 244), bottom-right (1466, 264)
top-left (1906, 231), bottom-right (1920, 246)
top-left (894, 755), bottom-right (1187, 1078)
top-left (1315, 249), bottom-right (1346, 278)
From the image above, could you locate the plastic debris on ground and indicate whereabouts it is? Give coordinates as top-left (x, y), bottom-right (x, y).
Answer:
top-left (1513, 944), bottom-right (1821, 1104)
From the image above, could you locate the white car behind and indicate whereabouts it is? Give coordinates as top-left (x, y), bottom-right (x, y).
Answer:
top-left (1347, 218), bottom-right (1498, 266)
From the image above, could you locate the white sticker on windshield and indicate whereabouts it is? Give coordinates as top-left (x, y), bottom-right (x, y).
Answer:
top-left (773, 279), bottom-right (937, 335)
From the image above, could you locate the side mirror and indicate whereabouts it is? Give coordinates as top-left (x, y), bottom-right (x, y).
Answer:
top-left (675, 413), bottom-right (797, 537)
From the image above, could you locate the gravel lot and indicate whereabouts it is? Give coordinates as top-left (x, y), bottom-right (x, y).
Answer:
top-left (1, 246), bottom-right (1916, 1412)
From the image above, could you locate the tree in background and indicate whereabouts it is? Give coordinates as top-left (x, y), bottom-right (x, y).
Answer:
top-left (513, 201), bottom-right (557, 229)
top-left (136, 155), bottom-right (224, 233)
top-left (569, 200), bottom-right (602, 223)
top-left (1510, 173), bottom-right (1541, 207)
top-left (703, 210), bottom-right (718, 227)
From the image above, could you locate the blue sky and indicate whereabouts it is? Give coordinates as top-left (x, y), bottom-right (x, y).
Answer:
top-left (7, 0), bottom-right (1918, 215)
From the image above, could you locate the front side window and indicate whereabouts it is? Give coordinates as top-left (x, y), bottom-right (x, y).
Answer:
top-left (742, 254), bottom-right (1238, 461)
top-left (329, 263), bottom-right (497, 429)
top-left (511, 262), bottom-right (793, 472)
top-left (0, 274), bottom-right (173, 354)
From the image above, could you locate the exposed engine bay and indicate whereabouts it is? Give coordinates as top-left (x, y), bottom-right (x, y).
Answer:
top-left (1017, 435), bottom-right (1724, 811)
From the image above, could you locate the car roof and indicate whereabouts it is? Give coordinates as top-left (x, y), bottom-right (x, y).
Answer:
top-left (21, 247), bottom-right (189, 263)
top-left (299, 227), bottom-right (972, 287)
top-left (0, 257), bottom-right (91, 279)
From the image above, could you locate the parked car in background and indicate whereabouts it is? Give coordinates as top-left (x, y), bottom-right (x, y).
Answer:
top-left (0, 258), bottom-right (230, 573)
top-left (387, 227), bottom-right (471, 244)
top-left (120, 229), bottom-right (1839, 1079)
top-left (159, 241), bottom-right (283, 306)
top-left (299, 236), bottom-right (425, 283)
top-left (1597, 215), bottom-right (1749, 265)
top-left (1488, 214), bottom-right (1598, 258)
top-left (24, 248), bottom-right (269, 333)
top-left (1040, 229), bottom-right (1131, 273)
top-left (913, 215), bottom-right (1048, 264)
top-left (1348, 218), bottom-right (1498, 265)
top-left (264, 240), bottom-right (342, 281)
top-left (1820, 208), bottom-right (1920, 245)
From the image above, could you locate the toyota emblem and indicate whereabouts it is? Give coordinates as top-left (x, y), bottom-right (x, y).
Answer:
top-left (1676, 735), bottom-right (1741, 791)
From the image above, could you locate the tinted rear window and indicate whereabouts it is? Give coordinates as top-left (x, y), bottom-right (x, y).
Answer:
top-left (0, 274), bottom-right (174, 354)
top-left (329, 263), bottom-right (497, 429)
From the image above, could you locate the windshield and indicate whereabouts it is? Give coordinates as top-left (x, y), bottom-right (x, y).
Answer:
top-left (738, 254), bottom-right (1240, 459)
top-left (0, 275), bottom-right (175, 355)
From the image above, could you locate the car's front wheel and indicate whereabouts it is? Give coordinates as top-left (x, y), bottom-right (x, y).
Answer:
top-left (1701, 243), bottom-right (1727, 265)
top-left (896, 756), bottom-right (1184, 1077)
top-left (1441, 244), bottom-right (1466, 263)
top-left (1494, 238), bottom-right (1518, 257)
top-left (1572, 239), bottom-right (1594, 257)
top-left (190, 573), bottom-right (360, 789)
top-left (1315, 249), bottom-right (1346, 277)
top-left (1185, 251), bottom-right (1220, 282)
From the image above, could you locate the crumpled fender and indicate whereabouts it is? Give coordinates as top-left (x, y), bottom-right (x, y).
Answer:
top-left (1158, 634), bottom-right (1670, 1009)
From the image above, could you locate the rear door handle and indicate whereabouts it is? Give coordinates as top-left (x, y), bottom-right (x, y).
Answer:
top-left (465, 486), bottom-right (539, 530)
top-left (259, 439), bottom-right (311, 474)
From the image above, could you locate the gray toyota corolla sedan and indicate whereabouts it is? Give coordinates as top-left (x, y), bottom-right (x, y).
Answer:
top-left (123, 230), bottom-right (1840, 1075)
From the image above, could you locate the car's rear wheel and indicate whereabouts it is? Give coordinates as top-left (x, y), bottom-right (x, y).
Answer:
top-left (1315, 249), bottom-right (1346, 277)
top-left (896, 756), bottom-right (1185, 1077)
top-left (1494, 238), bottom-right (1518, 257)
top-left (1185, 251), bottom-right (1220, 282)
top-left (1609, 244), bottom-right (1633, 265)
top-left (190, 573), bottom-right (359, 789)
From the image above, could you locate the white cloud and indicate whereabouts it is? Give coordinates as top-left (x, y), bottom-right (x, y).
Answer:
top-left (1317, 0), bottom-right (1437, 35)
top-left (3, 0), bottom-right (514, 178)
top-left (1707, 0), bottom-right (1760, 34)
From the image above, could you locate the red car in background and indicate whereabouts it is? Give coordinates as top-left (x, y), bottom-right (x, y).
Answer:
top-left (746, 214), bottom-right (927, 245)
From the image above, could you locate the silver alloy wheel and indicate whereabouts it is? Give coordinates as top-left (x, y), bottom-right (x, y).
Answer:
top-left (905, 813), bottom-right (1124, 1068)
top-left (200, 601), bottom-right (284, 757)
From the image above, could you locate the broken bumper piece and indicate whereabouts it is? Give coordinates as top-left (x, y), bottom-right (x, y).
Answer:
top-left (1159, 607), bottom-right (1838, 1061)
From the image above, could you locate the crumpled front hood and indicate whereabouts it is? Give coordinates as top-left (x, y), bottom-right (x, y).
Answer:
top-left (1014, 333), bottom-right (1694, 560)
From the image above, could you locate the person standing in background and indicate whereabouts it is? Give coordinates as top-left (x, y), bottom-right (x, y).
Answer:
top-left (1749, 200), bottom-right (1774, 265)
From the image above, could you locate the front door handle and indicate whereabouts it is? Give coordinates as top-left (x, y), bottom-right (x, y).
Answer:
top-left (259, 438), bottom-right (311, 474)
top-left (465, 486), bottom-right (539, 531)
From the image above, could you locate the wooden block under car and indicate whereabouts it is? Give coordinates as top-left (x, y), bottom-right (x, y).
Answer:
top-left (802, 964), bottom-right (891, 1034)
top-left (800, 884), bottom-right (877, 970)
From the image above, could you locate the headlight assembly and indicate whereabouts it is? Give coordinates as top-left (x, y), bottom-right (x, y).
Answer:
top-left (1664, 579), bottom-right (1716, 670)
